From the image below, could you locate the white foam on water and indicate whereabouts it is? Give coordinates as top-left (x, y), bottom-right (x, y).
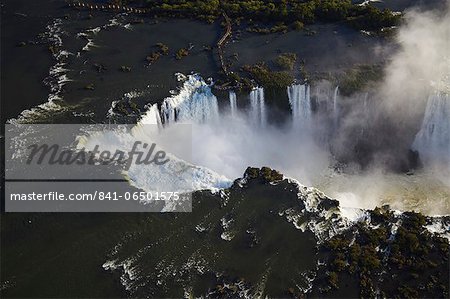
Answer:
top-left (229, 91), bottom-right (237, 117)
top-left (333, 86), bottom-right (339, 128)
top-left (412, 91), bottom-right (450, 173)
top-left (79, 75), bottom-right (231, 198)
top-left (249, 87), bottom-right (266, 128)
top-left (339, 206), bottom-right (369, 223)
top-left (81, 39), bottom-right (97, 52)
top-left (78, 125), bottom-right (231, 195)
top-left (287, 84), bottom-right (312, 130)
top-left (8, 19), bottom-right (70, 124)
top-left (161, 74), bottom-right (219, 124)
top-left (424, 219), bottom-right (450, 241)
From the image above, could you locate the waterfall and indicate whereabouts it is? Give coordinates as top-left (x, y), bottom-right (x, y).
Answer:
top-left (140, 103), bottom-right (162, 126)
top-left (359, 92), bottom-right (370, 137)
top-left (160, 74), bottom-right (219, 124)
top-left (333, 86), bottom-right (339, 128)
top-left (412, 92), bottom-right (450, 168)
top-left (249, 87), bottom-right (266, 127)
top-left (287, 84), bottom-right (311, 129)
top-left (229, 91), bottom-right (237, 117)
top-left (133, 103), bottom-right (162, 138)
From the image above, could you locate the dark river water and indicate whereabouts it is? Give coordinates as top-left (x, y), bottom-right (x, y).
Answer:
top-left (1, 0), bottom-right (390, 124)
top-left (1, 0), bottom-right (448, 297)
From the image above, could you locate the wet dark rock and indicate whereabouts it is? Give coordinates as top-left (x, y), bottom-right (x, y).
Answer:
top-left (119, 66), bottom-right (132, 72)
top-left (203, 45), bottom-right (213, 51)
top-left (130, 18), bottom-right (144, 24)
top-left (84, 83), bottom-right (95, 90)
top-left (93, 63), bottom-right (107, 73)
top-left (112, 100), bottom-right (140, 116)
top-left (244, 166), bottom-right (284, 183)
top-left (407, 149), bottom-right (421, 170)
top-left (48, 45), bottom-right (59, 55)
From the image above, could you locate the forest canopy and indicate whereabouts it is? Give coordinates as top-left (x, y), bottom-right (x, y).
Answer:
top-left (142, 0), bottom-right (400, 31)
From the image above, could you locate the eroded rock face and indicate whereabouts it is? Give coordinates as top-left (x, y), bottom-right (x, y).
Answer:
top-left (242, 166), bottom-right (284, 183)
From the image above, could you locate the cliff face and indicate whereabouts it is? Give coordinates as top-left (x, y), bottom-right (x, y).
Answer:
top-left (98, 167), bottom-right (449, 298)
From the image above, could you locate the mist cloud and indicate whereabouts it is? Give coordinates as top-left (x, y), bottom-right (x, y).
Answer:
top-left (189, 4), bottom-right (450, 214)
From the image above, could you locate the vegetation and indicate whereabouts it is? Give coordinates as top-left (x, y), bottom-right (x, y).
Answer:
top-left (242, 63), bottom-right (294, 89)
top-left (347, 4), bottom-right (400, 31)
top-left (93, 63), bottom-right (107, 73)
top-left (292, 20), bottom-right (304, 31)
top-left (274, 52), bottom-right (297, 71)
top-left (175, 47), bottom-right (189, 60)
top-left (155, 42), bottom-right (169, 55)
top-left (246, 23), bottom-right (288, 34)
top-left (146, 42), bottom-right (170, 64)
top-left (244, 166), bottom-right (284, 182)
top-left (216, 53), bottom-right (299, 90)
top-left (142, 0), bottom-right (401, 32)
top-left (315, 209), bottom-right (449, 298)
top-left (146, 51), bottom-right (161, 64)
top-left (112, 100), bottom-right (140, 116)
top-left (338, 64), bottom-right (383, 96)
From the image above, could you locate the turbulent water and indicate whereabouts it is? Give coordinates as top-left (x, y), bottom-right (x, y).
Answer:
top-left (80, 74), bottom-right (450, 215)
top-left (161, 74), bottom-right (219, 124)
top-left (3, 2), bottom-right (450, 297)
top-left (229, 91), bottom-right (237, 117)
top-left (287, 84), bottom-right (311, 129)
top-left (412, 92), bottom-right (450, 171)
top-left (249, 87), bottom-right (267, 127)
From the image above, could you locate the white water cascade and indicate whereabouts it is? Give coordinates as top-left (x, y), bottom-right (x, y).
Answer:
top-left (140, 103), bottom-right (162, 126)
top-left (82, 74), bottom-right (232, 198)
top-left (333, 86), bottom-right (339, 128)
top-left (249, 87), bottom-right (267, 127)
top-left (229, 91), bottom-right (237, 117)
top-left (287, 84), bottom-right (311, 129)
top-left (132, 103), bottom-right (163, 137)
top-left (160, 74), bottom-right (219, 124)
top-left (412, 92), bottom-right (450, 169)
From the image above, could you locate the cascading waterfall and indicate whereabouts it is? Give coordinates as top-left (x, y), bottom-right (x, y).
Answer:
top-left (412, 92), bottom-right (450, 168)
top-left (132, 103), bottom-right (162, 138)
top-left (249, 87), bottom-right (266, 127)
top-left (359, 92), bottom-right (370, 136)
top-left (333, 86), bottom-right (339, 129)
top-left (229, 91), bottom-right (237, 117)
top-left (145, 77), bottom-right (342, 132)
top-left (140, 103), bottom-right (162, 126)
top-left (83, 74), bottom-right (232, 196)
top-left (160, 74), bottom-right (219, 124)
top-left (287, 84), bottom-right (311, 129)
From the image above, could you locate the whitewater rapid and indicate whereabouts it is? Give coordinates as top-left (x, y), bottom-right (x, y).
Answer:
top-left (412, 91), bottom-right (450, 172)
top-left (83, 73), bottom-right (449, 214)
